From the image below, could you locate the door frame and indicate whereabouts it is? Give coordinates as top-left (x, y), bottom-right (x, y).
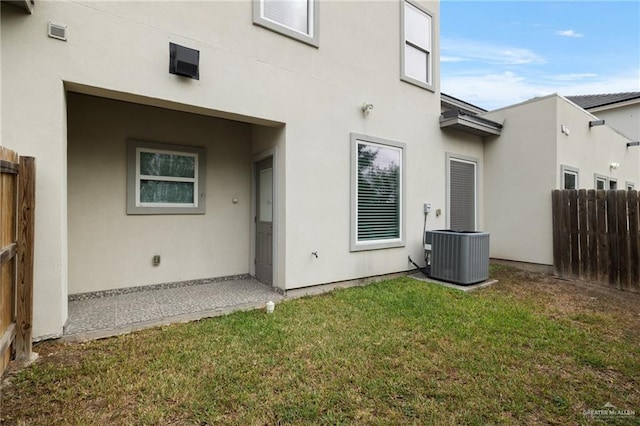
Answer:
top-left (251, 148), bottom-right (279, 289)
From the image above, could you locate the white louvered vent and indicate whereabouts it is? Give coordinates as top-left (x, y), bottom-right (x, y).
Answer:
top-left (48, 23), bottom-right (67, 41)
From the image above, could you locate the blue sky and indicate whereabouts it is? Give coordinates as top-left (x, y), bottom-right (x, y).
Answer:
top-left (440, 1), bottom-right (640, 110)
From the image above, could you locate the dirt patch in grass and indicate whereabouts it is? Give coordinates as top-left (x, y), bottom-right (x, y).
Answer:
top-left (487, 265), bottom-right (640, 336)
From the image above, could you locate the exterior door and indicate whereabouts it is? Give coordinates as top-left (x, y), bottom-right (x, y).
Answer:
top-left (255, 157), bottom-right (273, 285)
top-left (449, 157), bottom-right (476, 231)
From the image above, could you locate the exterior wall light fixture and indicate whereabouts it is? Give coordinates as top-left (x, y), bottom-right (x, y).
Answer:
top-left (361, 102), bottom-right (374, 116)
top-left (610, 162), bottom-right (620, 171)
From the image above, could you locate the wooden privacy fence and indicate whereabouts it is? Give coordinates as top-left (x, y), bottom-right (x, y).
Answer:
top-left (0, 147), bottom-right (35, 375)
top-left (552, 189), bottom-right (639, 293)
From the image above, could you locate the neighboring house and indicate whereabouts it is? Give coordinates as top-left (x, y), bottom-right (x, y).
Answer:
top-left (480, 94), bottom-right (639, 265)
top-left (3, 0), bottom-right (490, 340)
top-left (566, 92), bottom-right (640, 142)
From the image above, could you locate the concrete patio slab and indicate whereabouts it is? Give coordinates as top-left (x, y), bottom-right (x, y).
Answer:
top-left (63, 278), bottom-right (283, 342)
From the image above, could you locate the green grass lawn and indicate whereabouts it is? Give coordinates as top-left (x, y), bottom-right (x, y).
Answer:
top-left (1, 266), bottom-right (639, 425)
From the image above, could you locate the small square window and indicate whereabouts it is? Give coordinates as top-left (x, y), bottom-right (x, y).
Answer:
top-left (127, 140), bottom-right (206, 214)
top-left (561, 165), bottom-right (579, 190)
top-left (401, 0), bottom-right (434, 91)
top-left (351, 133), bottom-right (405, 251)
top-left (594, 174), bottom-right (614, 191)
top-left (627, 182), bottom-right (635, 191)
top-left (253, 0), bottom-right (319, 47)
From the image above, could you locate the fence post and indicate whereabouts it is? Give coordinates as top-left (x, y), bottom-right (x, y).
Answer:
top-left (606, 190), bottom-right (618, 287)
top-left (15, 156), bottom-right (35, 361)
top-left (578, 189), bottom-right (588, 279)
top-left (551, 190), bottom-right (562, 275)
top-left (586, 190), bottom-right (597, 282)
top-left (629, 191), bottom-right (639, 288)
top-left (596, 190), bottom-right (608, 284)
top-left (617, 190), bottom-right (629, 290)
top-left (569, 190), bottom-right (579, 277)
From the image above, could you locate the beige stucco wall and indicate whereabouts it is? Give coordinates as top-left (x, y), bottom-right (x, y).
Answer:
top-left (67, 93), bottom-right (252, 293)
top-left (589, 103), bottom-right (640, 142)
top-left (482, 96), bottom-right (558, 265)
top-left (556, 96), bottom-right (639, 190)
top-left (483, 94), bottom-right (639, 266)
top-left (2, 0), bottom-right (473, 339)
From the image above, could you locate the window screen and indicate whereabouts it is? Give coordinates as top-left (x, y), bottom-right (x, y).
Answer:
top-left (263, 0), bottom-right (309, 34)
top-left (357, 142), bottom-right (402, 241)
top-left (127, 140), bottom-right (205, 215)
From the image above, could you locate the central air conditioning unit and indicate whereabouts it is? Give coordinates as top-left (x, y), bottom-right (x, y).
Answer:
top-left (425, 230), bottom-right (490, 285)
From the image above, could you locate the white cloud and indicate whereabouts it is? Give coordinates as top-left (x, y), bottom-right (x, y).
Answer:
top-left (441, 37), bottom-right (546, 65)
top-left (552, 73), bottom-right (598, 81)
top-left (440, 56), bottom-right (468, 63)
top-left (442, 68), bottom-right (640, 111)
top-left (556, 30), bottom-right (584, 38)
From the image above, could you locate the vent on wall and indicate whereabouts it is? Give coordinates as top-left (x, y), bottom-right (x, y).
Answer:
top-left (169, 43), bottom-right (200, 80)
top-left (48, 22), bottom-right (67, 41)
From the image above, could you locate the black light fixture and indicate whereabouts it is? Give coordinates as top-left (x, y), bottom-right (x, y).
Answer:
top-left (627, 141), bottom-right (640, 147)
top-left (589, 119), bottom-right (605, 127)
top-left (169, 43), bottom-right (200, 80)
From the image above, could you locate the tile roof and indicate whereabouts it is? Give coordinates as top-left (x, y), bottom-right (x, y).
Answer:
top-left (566, 92), bottom-right (640, 109)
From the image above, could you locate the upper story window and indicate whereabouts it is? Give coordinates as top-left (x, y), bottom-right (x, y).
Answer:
top-left (401, 0), bottom-right (434, 91)
top-left (253, 0), bottom-right (319, 48)
top-left (127, 140), bottom-right (206, 215)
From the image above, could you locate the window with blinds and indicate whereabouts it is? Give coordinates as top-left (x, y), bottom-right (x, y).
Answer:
top-left (253, 0), bottom-right (319, 47)
top-left (401, 0), bottom-right (433, 90)
top-left (351, 134), bottom-right (405, 251)
top-left (449, 158), bottom-right (476, 231)
top-left (127, 140), bottom-right (206, 215)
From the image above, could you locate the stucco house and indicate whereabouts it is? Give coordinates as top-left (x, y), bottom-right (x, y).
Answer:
top-left (567, 92), bottom-right (640, 142)
top-left (3, 0), bottom-right (494, 341)
top-left (2, 1), bottom-right (638, 342)
top-left (480, 94), bottom-right (639, 266)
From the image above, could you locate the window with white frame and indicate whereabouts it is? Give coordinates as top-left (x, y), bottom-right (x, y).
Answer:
top-left (351, 133), bottom-right (405, 251)
top-left (401, 0), bottom-right (434, 91)
top-left (127, 140), bottom-right (205, 214)
top-left (253, 0), bottom-right (319, 47)
top-left (609, 179), bottom-right (618, 190)
top-left (561, 165), bottom-right (579, 190)
top-left (627, 182), bottom-right (635, 191)
top-left (595, 175), bottom-right (606, 190)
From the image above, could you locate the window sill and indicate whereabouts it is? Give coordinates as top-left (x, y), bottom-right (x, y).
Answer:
top-left (350, 240), bottom-right (405, 252)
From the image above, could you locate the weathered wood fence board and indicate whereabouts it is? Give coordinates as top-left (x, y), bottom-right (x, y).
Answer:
top-left (552, 189), bottom-right (640, 293)
top-left (0, 147), bottom-right (35, 374)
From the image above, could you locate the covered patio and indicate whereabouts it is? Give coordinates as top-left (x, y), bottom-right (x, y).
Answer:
top-left (63, 278), bottom-right (283, 341)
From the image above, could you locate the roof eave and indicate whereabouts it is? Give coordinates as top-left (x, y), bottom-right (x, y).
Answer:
top-left (5, 0), bottom-right (34, 14)
top-left (439, 113), bottom-right (502, 137)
